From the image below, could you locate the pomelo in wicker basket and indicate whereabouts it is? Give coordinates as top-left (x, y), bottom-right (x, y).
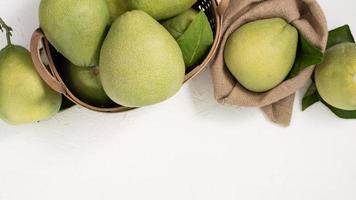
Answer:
top-left (100, 10), bottom-right (185, 107)
top-left (127, 0), bottom-right (197, 20)
top-left (105, 0), bottom-right (129, 20)
top-left (30, 0), bottom-right (223, 113)
top-left (63, 61), bottom-right (114, 108)
top-left (39, 0), bottom-right (111, 67)
top-left (162, 8), bottom-right (198, 40)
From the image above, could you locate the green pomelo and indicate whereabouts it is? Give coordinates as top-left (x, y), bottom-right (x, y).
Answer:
top-left (39, 0), bottom-right (111, 67)
top-left (162, 8), bottom-right (198, 39)
top-left (105, 0), bottom-right (129, 20)
top-left (127, 0), bottom-right (197, 20)
top-left (63, 62), bottom-right (113, 107)
top-left (315, 43), bottom-right (356, 110)
top-left (0, 46), bottom-right (61, 125)
top-left (99, 10), bottom-right (185, 107)
top-left (224, 18), bottom-right (298, 92)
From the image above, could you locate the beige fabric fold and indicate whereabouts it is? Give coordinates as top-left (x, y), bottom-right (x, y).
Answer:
top-left (210, 0), bottom-right (328, 126)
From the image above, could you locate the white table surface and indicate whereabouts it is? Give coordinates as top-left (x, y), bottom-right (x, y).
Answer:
top-left (1, 1), bottom-right (356, 200)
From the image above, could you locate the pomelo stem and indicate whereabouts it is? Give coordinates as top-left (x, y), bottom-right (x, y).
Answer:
top-left (0, 18), bottom-right (13, 46)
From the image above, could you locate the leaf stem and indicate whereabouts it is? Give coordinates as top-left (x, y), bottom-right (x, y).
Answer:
top-left (0, 18), bottom-right (13, 46)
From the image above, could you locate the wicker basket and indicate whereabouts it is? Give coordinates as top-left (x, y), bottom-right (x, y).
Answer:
top-left (30, 0), bottom-right (226, 113)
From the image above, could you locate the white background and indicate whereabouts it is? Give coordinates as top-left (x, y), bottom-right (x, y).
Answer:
top-left (0, 0), bottom-right (356, 200)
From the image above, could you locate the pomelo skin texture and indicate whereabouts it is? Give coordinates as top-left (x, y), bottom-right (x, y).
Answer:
top-left (99, 10), bottom-right (185, 107)
top-left (224, 18), bottom-right (298, 93)
top-left (315, 43), bottom-right (356, 110)
top-left (0, 46), bottom-right (62, 125)
top-left (127, 0), bottom-right (197, 20)
top-left (39, 0), bottom-right (111, 67)
top-left (105, 0), bottom-right (129, 20)
top-left (162, 8), bottom-right (198, 39)
top-left (64, 62), bottom-right (113, 107)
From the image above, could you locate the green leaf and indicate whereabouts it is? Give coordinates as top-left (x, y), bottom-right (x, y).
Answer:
top-left (322, 102), bottom-right (356, 119)
top-left (302, 83), bottom-right (320, 111)
top-left (327, 25), bottom-right (355, 49)
top-left (289, 33), bottom-right (324, 78)
top-left (302, 83), bottom-right (356, 118)
top-left (177, 11), bottom-right (214, 69)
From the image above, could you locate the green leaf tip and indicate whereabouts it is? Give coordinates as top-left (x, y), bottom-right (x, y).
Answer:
top-left (289, 32), bottom-right (324, 79)
top-left (327, 25), bottom-right (355, 48)
top-left (302, 83), bottom-right (356, 118)
top-left (302, 83), bottom-right (320, 111)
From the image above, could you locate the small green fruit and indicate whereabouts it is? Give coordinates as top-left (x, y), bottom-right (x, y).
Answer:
top-left (224, 18), bottom-right (298, 92)
top-left (0, 18), bottom-right (61, 125)
top-left (315, 43), bottom-right (356, 110)
top-left (39, 0), bottom-right (111, 67)
top-left (0, 46), bottom-right (61, 125)
top-left (162, 8), bottom-right (198, 39)
top-left (100, 11), bottom-right (185, 107)
top-left (127, 0), bottom-right (197, 20)
top-left (63, 62), bottom-right (113, 107)
top-left (105, 0), bottom-right (129, 20)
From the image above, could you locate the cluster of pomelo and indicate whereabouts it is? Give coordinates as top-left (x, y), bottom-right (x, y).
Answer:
top-left (224, 18), bottom-right (356, 113)
top-left (0, 0), bottom-right (214, 125)
top-left (1, 0), bottom-right (355, 126)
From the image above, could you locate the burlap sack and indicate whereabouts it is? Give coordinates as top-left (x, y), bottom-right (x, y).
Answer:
top-left (211, 0), bottom-right (328, 126)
